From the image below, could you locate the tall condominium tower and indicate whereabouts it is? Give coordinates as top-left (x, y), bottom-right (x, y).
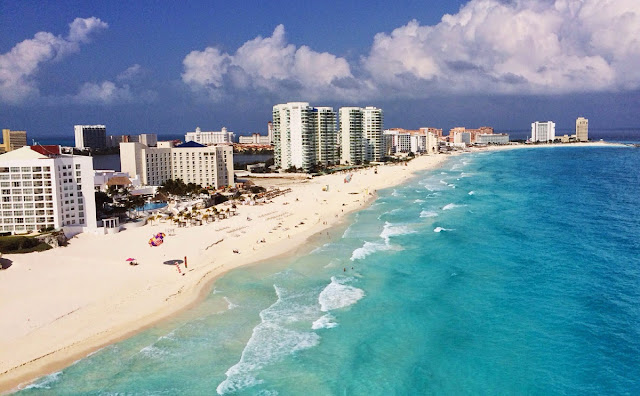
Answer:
top-left (74, 125), bottom-right (107, 150)
top-left (339, 106), bottom-right (384, 164)
top-left (576, 117), bottom-right (588, 142)
top-left (531, 121), bottom-right (556, 142)
top-left (272, 102), bottom-right (337, 172)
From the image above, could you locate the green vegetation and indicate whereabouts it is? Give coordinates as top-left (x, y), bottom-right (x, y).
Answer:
top-left (0, 236), bottom-right (52, 254)
top-left (157, 179), bottom-right (203, 197)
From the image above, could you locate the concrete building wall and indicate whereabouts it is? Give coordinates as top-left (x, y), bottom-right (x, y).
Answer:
top-left (576, 117), bottom-right (589, 142)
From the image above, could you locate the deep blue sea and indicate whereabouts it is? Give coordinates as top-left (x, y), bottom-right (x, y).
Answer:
top-left (19, 145), bottom-right (640, 395)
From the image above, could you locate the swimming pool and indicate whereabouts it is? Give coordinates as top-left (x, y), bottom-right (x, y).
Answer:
top-left (136, 202), bottom-right (167, 211)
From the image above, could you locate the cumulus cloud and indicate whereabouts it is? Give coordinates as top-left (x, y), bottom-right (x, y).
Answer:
top-left (0, 17), bottom-right (108, 104)
top-left (182, 25), bottom-right (356, 100)
top-left (66, 65), bottom-right (157, 105)
top-left (183, 0), bottom-right (640, 101)
top-left (362, 0), bottom-right (640, 96)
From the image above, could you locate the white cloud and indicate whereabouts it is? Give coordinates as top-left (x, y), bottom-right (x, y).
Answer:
top-left (182, 25), bottom-right (355, 100)
top-left (66, 65), bottom-right (157, 105)
top-left (361, 0), bottom-right (640, 96)
top-left (0, 17), bottom-right (108, 104)
top-left (183, 1), bottom-right (640, 101)
top-left (116, 64), bottom-right (143, 81)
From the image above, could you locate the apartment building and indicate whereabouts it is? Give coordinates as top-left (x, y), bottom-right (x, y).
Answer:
top-left (340, 106), bottom-right (384, 164)
top-left (0, 145), bottom-right (97, 236)
top-left (0, 129), bottom-right (28, 153)
top-left (576, 117), bottom-right (589, 142)
top-left (120, 141), bottom-right (233, 189)
top-left (272, 102), bottom-right (338, 172)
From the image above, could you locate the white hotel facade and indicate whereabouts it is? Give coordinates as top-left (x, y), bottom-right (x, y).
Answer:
top-left (185, 127), bottom-right (235, 145)
top-left (531, 121), bottom-right (556, 142)
top-left (0, 146), bottom-right (97, 236)
top-left (120, 141), bottom-right (234, 188)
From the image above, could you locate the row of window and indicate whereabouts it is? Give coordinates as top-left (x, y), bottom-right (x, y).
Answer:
top-left (0, 166), bottom-right (51, 173)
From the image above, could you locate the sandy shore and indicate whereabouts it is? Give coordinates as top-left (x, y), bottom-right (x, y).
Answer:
top-left (0, 153), bottom-right (453, 392)
top-left (0, 140), bottom-right (626, 392)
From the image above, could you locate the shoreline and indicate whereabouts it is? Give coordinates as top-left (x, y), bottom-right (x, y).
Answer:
top-left (0, 152), bottom-right (452, 393)
top-left (0, 141), bottom-right (626, 393)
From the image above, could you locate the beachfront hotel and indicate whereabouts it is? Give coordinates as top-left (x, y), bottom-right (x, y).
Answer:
top-left (0, 129), bottom-right (27, 153)
top-left (272, 102), bottom-right (338, 172)
top-left (0, 145), bottom-right (98, 236)
top-left (383, 128), bottom-right (440, 155)
top-left (576, 117), bottom-right (589, 142)
top-left (531, 121), bottom-right (556, 142)
top-left (74, 125), bottom-right (107, 150)
top-left (120, 141), bottom-right (234, 188)
top-left (185, 127), bottom-right (235, 145)
top-left (339, 106), bottom-right (384, 164)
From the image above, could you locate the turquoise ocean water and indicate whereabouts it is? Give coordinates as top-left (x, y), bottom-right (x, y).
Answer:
top-left (20, 145), bottom-right (640, 395)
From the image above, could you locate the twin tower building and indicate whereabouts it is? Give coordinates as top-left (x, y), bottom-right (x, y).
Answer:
top-left (272, 102), bottom-right (383, 172)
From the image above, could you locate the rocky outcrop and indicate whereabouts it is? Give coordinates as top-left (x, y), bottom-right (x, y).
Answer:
top-left (35, 231), bottom-right (68, 248)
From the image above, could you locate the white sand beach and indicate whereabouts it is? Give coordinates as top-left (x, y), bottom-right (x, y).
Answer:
top-left (0, 153), bottom-right (451, 392)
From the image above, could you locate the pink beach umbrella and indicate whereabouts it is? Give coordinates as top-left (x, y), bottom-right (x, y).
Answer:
top-left (126, 258), bottom-right (136, 262)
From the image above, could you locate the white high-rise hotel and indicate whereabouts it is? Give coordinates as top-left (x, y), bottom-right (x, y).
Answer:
top-left (0, 146), bottom-right (98, 236)
top-left (576, 117), bottom-right (588, 142)
top-left (531, 121), bottom-right (556, 142)
top-left (272, 102), bottom-right (338, 172)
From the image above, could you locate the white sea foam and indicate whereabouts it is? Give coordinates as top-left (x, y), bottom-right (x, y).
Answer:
top-left (442, 203), bottom-right (464, 211)
top-left (351, 222), bottom-right (413, 261)
top-left (350, 241), bottom-right (388, 261)
top-left (224, 297), bottom-right (238, 310)
top-left (312, 313), bottom-right (338, 329)
top-left (318, 277), bottom-right (365, 312)
top-left (434, 227), bottom-right (453, 232)
top-left (24, 371), bottom-right (62, 390)
top-left (420, 210), bottom-right (439, 218)
top-left (468, 191), bottom-right (475, 195)
top-left (413, 199), bottom-right (425, 203)
top-left (391, 189), bottom-right (402, 197)
top-left (217, 285), bottom-right (320, 394)
top-left (439, 179), bottom-right (448, 185)
top-left (140, 344), bottom-right (168, 358)
top-left (448, 183), bottom-right (456, 188)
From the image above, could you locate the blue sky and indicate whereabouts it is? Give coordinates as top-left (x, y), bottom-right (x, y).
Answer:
top-left (1, 0), bottom-right (639, 139)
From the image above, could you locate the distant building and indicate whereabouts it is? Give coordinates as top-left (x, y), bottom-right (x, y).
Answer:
top-left (448, 126), bottom-right (494, 144)
top-left (531, 121), bottom-right (556, 142)
top-left (120, 141), bottom-right (233, 188)
top-left (185, 127), bottom-right (235, 145)
top-left (238, 133), bottom-right (271, 145)
top-left (107, 133), bottom-right (158, 148)
top-left (383, 128), bottom-right (440, 155)
top-left (576, 117), bottom-right (588, 142)
top-left (453, 131), bottom-right (472, 145)
top-left (0, 129), bottom-right (27, 153)
top-left (476, 133), bottom-right (510, 144)
top-left (339, 106), bottom-right (384, 164)
top-left (0, 145), bottom-right (98, 236)
top-left (272, 102), bottom-right (338, 171)
top-left (74, 125), bottom-right (107, 150)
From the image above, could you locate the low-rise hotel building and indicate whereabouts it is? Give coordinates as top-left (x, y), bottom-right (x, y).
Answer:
top-left (185, 127), bottom-right (235, 145)
top-left (384, 128), bottom-right (439, 155)
top-left (476, 133), bottom-right (510, 144)
top-left (120, 141), bottom-right (233, 188)
top-left (0, 145), bottom-right (97, 236)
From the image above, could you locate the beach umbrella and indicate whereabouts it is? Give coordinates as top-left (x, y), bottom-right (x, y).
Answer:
top-left (126, 258), bottom-right (136, 262)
